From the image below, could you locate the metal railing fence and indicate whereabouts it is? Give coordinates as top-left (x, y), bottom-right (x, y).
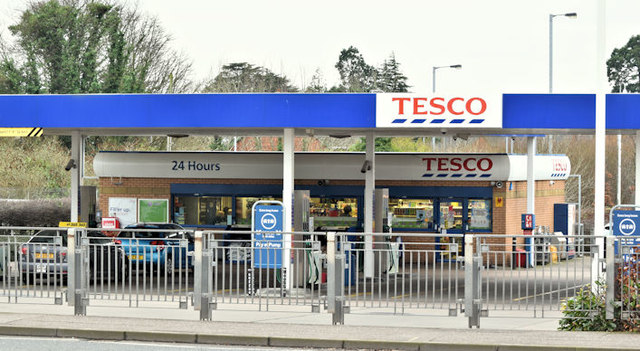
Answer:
top-left (1, 226), bottom-right (633, 328)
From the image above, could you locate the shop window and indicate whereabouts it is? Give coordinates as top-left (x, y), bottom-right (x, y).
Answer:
top-left (468, 199), bottom-right (492, 231)
top-left (310, 197), bottom-right (358, 229)
top-left (173, 196), bottom-right (232, 226)
top-left (390, 198), bottom-right (434, 229)
top-left (439, 200), bottom-right (463, 230)
top-left (235, 196), bottom-right (281, 225)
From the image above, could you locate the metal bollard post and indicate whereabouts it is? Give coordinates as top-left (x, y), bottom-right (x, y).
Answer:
top-left (74, 229), bottom-right (87, 316)
top-left (200, 238), bottom-right (214, 321)
top-left (67, 228), bottom-right (75, 306)
top-left (605, 236), bottom-right (615, 320)
top-left (327, 232), bottom-right (336, 314)
top-left (464, 236), bottom-right (481, 328)
top-left (193, 231), bottom-right (203, 310)
top-left (333, 254), bottom-right (345, 325)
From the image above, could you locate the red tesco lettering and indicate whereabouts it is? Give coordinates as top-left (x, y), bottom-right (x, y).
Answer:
top-left (422, 157), bottom-right (493, 172)
top-left (393, 97), bottom-right (487, 116)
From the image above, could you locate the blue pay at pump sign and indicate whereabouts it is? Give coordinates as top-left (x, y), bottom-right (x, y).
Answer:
top-left (253, 205), bottom-right (283, 269)
top-left (613, 210), bottom-right (640, 246)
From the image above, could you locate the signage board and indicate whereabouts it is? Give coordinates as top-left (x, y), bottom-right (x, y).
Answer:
top-left (252, 204), bottom-right (284, 269)
top-left (0, 127), bottom-right (42, 137)
top-left (612, 210), bottom-right (640, 246)
top-left (138, 199), bottom-right (169, 223)
top-left (59, 221), bottom-right (87, 228)
top-left (376, 93), bottom-right (502, 128)
top-left (94, 152), bottom-right (570, 182)
top-left (108, 197), bottom-right (137, 227)
top-left (521, 214), bottom-right (535, 230)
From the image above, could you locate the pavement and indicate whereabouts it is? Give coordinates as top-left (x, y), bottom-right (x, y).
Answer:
top-left (0, 302), bottom-right (639, 350)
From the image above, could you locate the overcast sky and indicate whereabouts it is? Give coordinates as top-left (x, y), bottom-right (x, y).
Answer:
top-left (2, 0), bottom-right (640, 93)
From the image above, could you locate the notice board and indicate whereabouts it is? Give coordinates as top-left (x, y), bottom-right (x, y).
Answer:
top-left (138, 199), bottom-right (169, 223)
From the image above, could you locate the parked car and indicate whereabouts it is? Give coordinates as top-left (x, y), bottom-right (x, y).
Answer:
top-left (20, 229), bottom-right (128, 282)
top-left (117, 223), bottom-right (194, 273)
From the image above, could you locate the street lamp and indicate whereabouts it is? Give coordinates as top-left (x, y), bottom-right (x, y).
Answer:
top-left (432, 64), bottom-right (462, 93)
top-left (548, 12), bottom-right (577, 153)
top-left (432, 64), bottom-right (462, 151)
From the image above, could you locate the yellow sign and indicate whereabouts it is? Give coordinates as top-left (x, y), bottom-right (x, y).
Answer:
top-left (0, 128), bottom-right (43, 137)
top-left (59, 221), bottom-right (88, 228)
top-left (494, 197), bottom-right (504, 208)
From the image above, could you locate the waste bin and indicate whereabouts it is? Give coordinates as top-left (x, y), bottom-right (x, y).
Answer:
top-left (513, 248), bottom-right (527, 268)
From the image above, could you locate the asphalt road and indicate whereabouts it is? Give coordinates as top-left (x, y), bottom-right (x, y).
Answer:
top-left (0, 336), bottom-right (335, 351)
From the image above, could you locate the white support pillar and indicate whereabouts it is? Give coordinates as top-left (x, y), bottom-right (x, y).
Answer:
top-left (617, 134), bottom-right (622, 205)
top-left (282, 128), bottom-right (294, 290)
top-left (364, 132), bottom-right (375, 279)
top-left (526, 137), bottom-right (536, 214)
top-left (593, 0), bottom-right (606, 284)
top-left (70, 132), bottom-right (82, 222)
top-left (636, 131), bottom-right (640, 205)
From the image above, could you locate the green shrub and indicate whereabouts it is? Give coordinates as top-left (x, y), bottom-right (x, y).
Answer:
top-left (559, 280), bottom-right (617, 331)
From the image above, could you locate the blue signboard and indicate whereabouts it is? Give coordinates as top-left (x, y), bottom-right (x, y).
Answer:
top-left (612, 210), bottom-right (640, 246)
top-left (253, 204), bottom-right (284, 268)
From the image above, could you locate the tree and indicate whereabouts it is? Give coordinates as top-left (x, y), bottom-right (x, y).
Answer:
top-left (203, 62), bottom-right (298, 92)
top-left (0, 0), bottom-right (193, 94)
top-left (305, 68), bottom-right (327, 92)
top-left (607, 35), bottom-right (640, 93)
top-left (334, 46), bottom-right (377, 92)
top-left (377, 52), bottom-right (410, 93)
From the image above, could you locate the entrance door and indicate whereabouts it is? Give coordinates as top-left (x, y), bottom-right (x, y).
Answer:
top-left (438, 199), bottom-right (465, 260)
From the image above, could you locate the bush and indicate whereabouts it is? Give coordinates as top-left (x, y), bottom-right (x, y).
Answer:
top-left (0, 199), bottom-right (70, 226)
top-left (559, 280), bottom-right (617, 331)
top-left (560, 265), bottom-right (640, 332)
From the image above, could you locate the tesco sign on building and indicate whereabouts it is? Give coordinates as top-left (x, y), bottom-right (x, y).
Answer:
top-left (422, 157), bottom-right (493, 172)
top-left (376, 93), bottom-right (502, 128)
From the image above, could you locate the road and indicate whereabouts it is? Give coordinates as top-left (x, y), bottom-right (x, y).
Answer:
top-left (0, 336), bottom-right (336, 351)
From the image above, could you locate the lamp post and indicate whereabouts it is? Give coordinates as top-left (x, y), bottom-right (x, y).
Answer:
top-left (432, 64), bottom-right (462, 93)
top-left (432, 64), bottom-right (462, 150)
top-left (548, 12), bottom-right (577, 153)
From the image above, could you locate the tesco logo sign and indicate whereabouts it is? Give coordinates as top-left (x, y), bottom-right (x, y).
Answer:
top-left (422, 157), bottom-right (494, 172)
top-left (392, 97), bottom-right (487, 116)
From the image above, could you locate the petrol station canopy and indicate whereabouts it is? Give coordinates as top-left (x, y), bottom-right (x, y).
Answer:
top-left (0, 93), bottom-right (639, 135)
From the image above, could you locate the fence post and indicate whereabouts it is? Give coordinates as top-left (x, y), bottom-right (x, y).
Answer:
top-left (464, 235), bottom-right (481, 328)
top-left (193, 231), bottom-right (203, 311)
top-left (605, 236), bottom-right (615, 320)
top-left (327, 232), bottom-right (344, 324)
top-left (67, 228), bottom-right (75, 306)
top-left (73, 228), bottom-right (87, 315)
top-left (200, 243), bottom-right (213, 321)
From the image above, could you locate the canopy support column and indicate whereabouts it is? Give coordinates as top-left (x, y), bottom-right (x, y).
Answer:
top-left (526, 137), bottom-right (536, 214)
top-left (364, 132), bottom-right (375, 279)
top-left (636, 131), bottom-right (640, 205)
top-left (282, 128), bottom-right (294, 291)
top-left (70, 132), bottom-right (82, 222)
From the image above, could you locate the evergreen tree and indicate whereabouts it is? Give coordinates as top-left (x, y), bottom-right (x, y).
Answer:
top-left (377, 52), bottom-right (410, 92)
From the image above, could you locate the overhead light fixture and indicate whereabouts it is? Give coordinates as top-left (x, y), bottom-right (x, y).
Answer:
top-left (329, 134), bottom-right (351, 139)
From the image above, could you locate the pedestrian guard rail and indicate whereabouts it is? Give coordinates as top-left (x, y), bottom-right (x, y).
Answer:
top-left (0, 226), bottom-right (631, 328)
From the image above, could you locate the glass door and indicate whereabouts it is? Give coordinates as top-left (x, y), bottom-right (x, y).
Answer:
top-left (438, 199), bottom-right (465, 261)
